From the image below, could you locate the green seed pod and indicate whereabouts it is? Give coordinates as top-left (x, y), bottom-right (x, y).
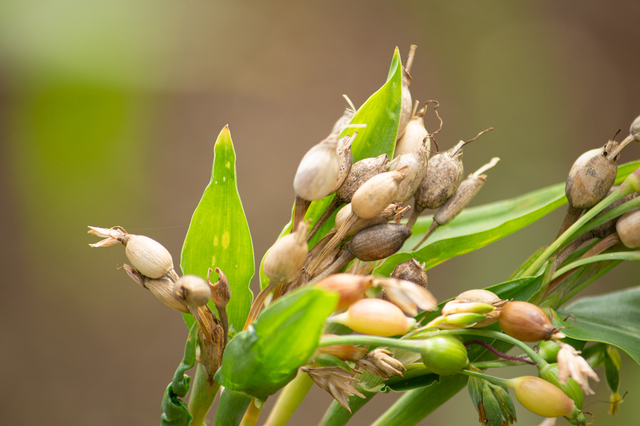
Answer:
top-left (538, 340), bottom-right (562, 363)
top-left (419, 335), bottom-right (469, 376)
top-left (538, 363), bottom-right (584, 409)
top-left (482, 381), bottom-right (505, 426)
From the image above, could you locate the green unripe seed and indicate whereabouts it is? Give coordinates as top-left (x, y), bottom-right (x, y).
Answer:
top-left (538, 363), bottom-right (584, 409)
top-left (419, 335), bottom-right (469, 376)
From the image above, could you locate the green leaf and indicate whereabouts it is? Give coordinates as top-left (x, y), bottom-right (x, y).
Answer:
top-left (374, 160), bottom-right (640, 277)
top-left (260, 47), bottom-right (403, 289)
top-left (181, 125), bottom-right (254, 331)
top-left (160, 323), bottom-right (198, 426)
top-left (554, 286), bottom-right (640, 365)
top-left (214, 287), bottom-right (339, 399)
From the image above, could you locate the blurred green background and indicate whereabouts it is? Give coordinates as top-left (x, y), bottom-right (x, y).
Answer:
top-left (1, 1), bottom-right (639, 425)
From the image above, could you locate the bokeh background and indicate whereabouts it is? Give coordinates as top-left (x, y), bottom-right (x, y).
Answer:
top-left (1, 1), bottom-right (640, 425)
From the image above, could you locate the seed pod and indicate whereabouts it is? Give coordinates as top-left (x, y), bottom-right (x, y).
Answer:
top-left (565, 145), bottom-right (618, 210)
top-left (396, 45), bottom-right (416, 140)
top-left (509, 376), bottom-right (579, 419)
top-left (174, 275), bottom-right (211, 308)
top-left (315, 273), bottom-right (372, 311)
top-left (454, 289), bottom-right (507, 328)
top-left (351, 170), bottom-right (406, 219)
top-left (335, 203), bottom-right (409, 237)
top-left (349, 223), bottom-right (412, 261)
top-left (412, 158), bottom-right (499, 250)
top-left (371, 276), bottom-right (437, 315)
top-left (616, 208), bottom-right (640, 248)
top-left (329, 298), bottom-right (416, 336)
top-left (394, 101), bottom-right (429, 158)
top-left (498, 301), bottom-right (565, 342)
top-left (630, 114), bottom-right (640, 141)
top-left (122, 264), bottom-right (188, 313)
top-left (538, 363), bottom-right (585, 409)
top-left (419, 335), bottom-right (469, 376)
top-left (389, 138), bottom-right (430, 203)
top-left (390, 259), bottom-right (428, 288)
top-left (263, 221), bottom-right (309, 284)
top-left (328, 134), bottom-right (354, 194)
top-left (294, 135), bottom-right (341, 201)
top-left (537, 340), bottom-right (562, 364)
top-left (307, 154), bottom-right (390, 241)
top-left (121, 234), bottom-right (175, 279)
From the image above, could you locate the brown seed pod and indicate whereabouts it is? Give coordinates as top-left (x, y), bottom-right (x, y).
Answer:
top-left (616, 208), bottom-right (640, 248)
top-left (349, 223), bottom-right (412, 261)
top-left (263, 221), bottom-right (309, 284)
top-left (407, 128), bottom-right (492, 229)
top-left (397, 45), bottom-right (416, 141)
top-left (498, 301), bottom-right (565, 342)
top-left (565, 145), bottom-right (618, 210)
top-left (307, 154), bottom-right (391, 241)
top-left (390, 259), bottom-right (428, 288)
top-left (315, 273), bottom-right (372, 311)
top-left (351, 169), bottom-right (406, 219)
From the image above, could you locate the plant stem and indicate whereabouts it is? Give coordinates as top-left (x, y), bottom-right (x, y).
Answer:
top-left (472, 360), bottom-right (532, 369)
top-left (188, 364), bottom-right (220, 426)
top-left (522, 171), bottom-right (640, 277)
top-left (552, 251), bottom-right (640, 278)
top-left (212, 389), bottom-right (253, 426)
top-left (263, 370), bottom-right (314, 426)
top-left (459, 369), bottom-right (513, 389)
top-left (239, 400), bottom-right (261, 426)
top-left (318, 335), bottom-right (423, 352)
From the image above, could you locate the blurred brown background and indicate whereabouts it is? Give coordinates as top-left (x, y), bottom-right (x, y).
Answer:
top-left (1, 1), bottom-right (639, 425)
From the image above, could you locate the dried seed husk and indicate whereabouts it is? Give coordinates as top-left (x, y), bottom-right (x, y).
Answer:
top-left (389, 139), bottom-right (430, 203)
top-left (335, 203), bottom-right (409, 237)
top-left (372, 276), bottom-right (437, 315)
top-left (307, 154), bottom-right (390, 241)
top-left (294, 135), bottom-right (341, 201)
top-left (394, 102), bottom-right (428, 158)
top-left (351, 170), bottom-right (405, 219)
top-left (122, 234), bottom-right (175, 279)
top-left (328, 134), bottom-right (354, 194)
top-left (263, 221), bottom-right (309, 284)
top-left (566, 146), bottom-right (617, 210)
top-left (331, 95), bottom-right (356, 135)
top-left (331, 298), bottom-right (416, 336)
top-left (419, 335), bottom-right (469, 376)
top-left (396, 45), bottom-right (416, 140)
top-left (318, 334), bottom-right (368, 361)
top-left (349, 223), bottom-right (412, 261)
top-left (616, 208), bottom-right (640, 248)
top-left (356, 348), bottom-right (406, 379)
top-left (122, 264), bottom-right (188, 313)
top-left (174, 275), bottom-right (211, 308)
top-left (498, 301), bottom-right (565, 342)
top-left (315, 273), bottom-right (372, 311)
top-left (390, 259), bottom-right (428, 288)
top-left (454, 289), bottom-right (506, 327)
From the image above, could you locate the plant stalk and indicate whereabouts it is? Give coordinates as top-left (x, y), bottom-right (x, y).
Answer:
top-left (263, 370), bottom-right (314, 426)
top-left (212, 390), bottom-right (254, 426)
top-left (188, 364), bottom-right (220, 426)
top-left (239, 400), bottom-right (262, 426)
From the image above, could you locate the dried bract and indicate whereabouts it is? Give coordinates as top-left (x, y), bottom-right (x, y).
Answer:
top-left (356, 348), bottom-right (406, 380)
top-left (371, 276), bottom-right (437, 316)
top-left (301, 366), bottom-right (365, 412)
top-left (557, 342), bottom-right (600, 395)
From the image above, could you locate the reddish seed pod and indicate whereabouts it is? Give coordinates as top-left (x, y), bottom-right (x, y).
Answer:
top-left (498, 301), bottom-right (565, 342)
top-left (315, 273), bottom-right (372, 311)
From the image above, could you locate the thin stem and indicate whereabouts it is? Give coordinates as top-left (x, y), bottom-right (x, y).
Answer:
top-left (188, 364), bottom-right (220, 426)
top-left (319, 335), bottom-right (422, 352)
top-left (459, 369), bottom-right (513, 389)
top-left (212, 390), bottom-right (254, 426)
top-left (521, 182), bottom-right (637, 277)
top-left (239, 400), bottom-right (262, 426)
top-left (472, 360), bottom-right (533, 369)
top-left (464, 340), bottom-right (537, 365)
top-left (263, 370), bottom-right (314, 426)
top-left (569, 195), bottom-right (640, 242)
top-left (553, 251), bottom-right (640, 278)
top-left (438, 329), bottom-right (547, 367)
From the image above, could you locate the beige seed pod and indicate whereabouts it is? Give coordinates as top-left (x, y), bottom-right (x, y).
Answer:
top-left (328, 134), bottom-right (354, 194)
top-left (294, 135), bottom-right (341, 201)
top-left (330, 298), bottom-right (416, 336)
top-left (566, 146), bottom-right (618, 210)
top-left (630, 114), bottom-right (640, 141)
top-left (122, 264), bottom-right (188, 313)
top-left (315, 273), bottom-right (372, 311)
top-left (351, 170), bottom-right (406, 219)
top-left (335, 203), bottom-right (409, 237)
top-left (389, 138), bottom-right (430, 204)
top-left (498, 301), bottom-right (565, 342)
top-left (174, 275), bottom-right (211, 308)
top-left (263, 221), bottom-right (309, 284)
top-left (616, 208), bottom-right (640, 248)
top-left (122, 234), bottom-right (175, 279)
top-left (307, 154), bottom-right (391, 241)
top-left (394, 101), bottom-right (428, 158)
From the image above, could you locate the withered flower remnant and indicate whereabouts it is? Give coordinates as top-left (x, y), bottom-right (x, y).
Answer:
top-left (301, 366), bottom-right (365, 413)
top-left (557, 342), bottom-right (600, 395)
top-left (356, 348), bottom-right (406, 380)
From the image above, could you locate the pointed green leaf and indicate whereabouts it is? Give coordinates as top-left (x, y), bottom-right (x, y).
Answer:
top-left (214, 287), bottom-right (339, 399)
top-left (375, 161), bottom-right (640, 277)
top-left (554, 286), bottom-right (640, 365)
top-left (260, 48), bottom-right (403, 288)
top-left (181, 125), bottom-right (254, 331)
